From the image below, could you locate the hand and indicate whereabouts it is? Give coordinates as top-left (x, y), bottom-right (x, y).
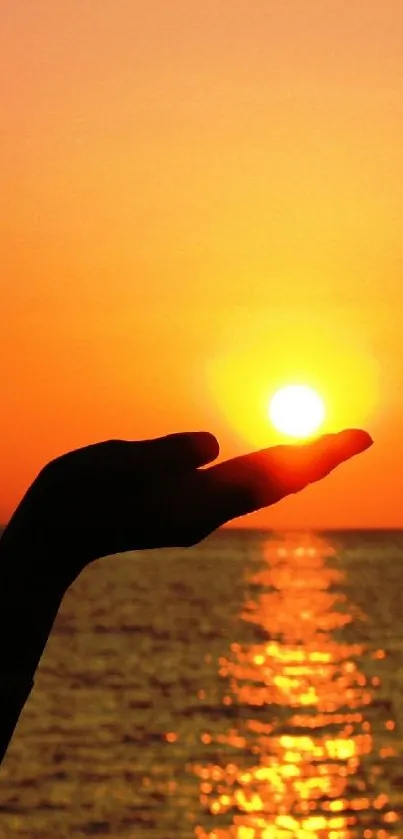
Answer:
top-left (1, 429), bottom-right (372, 591)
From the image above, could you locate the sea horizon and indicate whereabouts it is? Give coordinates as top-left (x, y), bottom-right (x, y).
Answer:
top-left (1, 524), bottom-right (403, 535)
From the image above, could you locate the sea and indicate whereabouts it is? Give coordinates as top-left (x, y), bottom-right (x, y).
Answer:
top-left (1, 528), bottom-right (403, 839)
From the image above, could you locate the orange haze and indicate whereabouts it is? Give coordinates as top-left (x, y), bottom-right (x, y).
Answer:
top-left (1, 1), bottom-right (403, 529)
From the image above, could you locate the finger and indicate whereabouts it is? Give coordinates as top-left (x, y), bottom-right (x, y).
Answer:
top-left (139, 431), bottom-right (220, 471)
top-left (201, 429), bottom-right (373, 528)
top-left (47, 432), bottom-right (220, 478)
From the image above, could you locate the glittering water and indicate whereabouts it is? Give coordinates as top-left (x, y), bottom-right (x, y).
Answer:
top-left (1, 529), bottom-right (403, 838)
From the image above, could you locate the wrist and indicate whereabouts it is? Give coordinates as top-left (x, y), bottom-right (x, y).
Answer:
top-left (0, 527), bottom-right (68, 762)
top-left (0, 528), bottom-right (67, 674)
top-left (0, 508), bottom-right (80, 595)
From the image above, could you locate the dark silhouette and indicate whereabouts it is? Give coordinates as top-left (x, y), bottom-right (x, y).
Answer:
top-left (0, 428), bottom-right (372, 763)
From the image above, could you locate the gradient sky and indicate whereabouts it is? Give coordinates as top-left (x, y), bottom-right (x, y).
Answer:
top-left (1, 1), bottom-right (403, 529)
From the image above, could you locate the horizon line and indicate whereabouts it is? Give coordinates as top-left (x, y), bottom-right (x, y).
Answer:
top-left (0, 524), bottom-right (402, 533)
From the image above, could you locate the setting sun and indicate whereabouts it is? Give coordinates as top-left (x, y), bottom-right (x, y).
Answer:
top-left (268, 385), bottom-right (326, 439)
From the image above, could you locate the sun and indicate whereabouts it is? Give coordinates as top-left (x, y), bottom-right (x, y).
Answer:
top-left (268, 384), bottom-right (326, 439)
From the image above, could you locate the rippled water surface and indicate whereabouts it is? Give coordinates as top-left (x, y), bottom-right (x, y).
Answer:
top-left (1, 529), bottom-right (403, 838)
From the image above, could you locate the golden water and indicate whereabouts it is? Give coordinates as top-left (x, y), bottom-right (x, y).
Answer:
top-left (1, 530), bottom-right (402, 838)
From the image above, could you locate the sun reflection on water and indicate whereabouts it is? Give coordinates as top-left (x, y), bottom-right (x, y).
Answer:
top-left (191, 534), bottom-right (399, 839)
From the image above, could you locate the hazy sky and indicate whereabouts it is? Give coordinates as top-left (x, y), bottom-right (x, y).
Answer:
top-left (1, 1), bottom-right (403, 528)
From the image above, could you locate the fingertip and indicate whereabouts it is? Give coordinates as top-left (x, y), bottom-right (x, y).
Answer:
top-left (339, 428), bottom-right (373, 444)
top-left (195, 431), bottom-right (220, 464)
top-left (332, 428), bottom-right (374, 457)
top-left (304, 428), bottom-right (373, 484)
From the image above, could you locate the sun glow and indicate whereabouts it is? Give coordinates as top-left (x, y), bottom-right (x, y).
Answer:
top-left (205, 312), bottom-right (379, 453)
top-left (268, 384), bottom-right (325, 439)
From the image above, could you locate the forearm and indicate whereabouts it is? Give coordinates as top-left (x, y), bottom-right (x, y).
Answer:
top-left (0, 527), bottom-right (66, 764)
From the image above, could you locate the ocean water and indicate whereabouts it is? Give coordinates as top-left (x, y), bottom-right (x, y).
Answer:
top-left (1, 529), bottom-right (403, 839)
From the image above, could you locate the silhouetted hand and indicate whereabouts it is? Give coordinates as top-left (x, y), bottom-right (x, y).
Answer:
top-left (1, 429), bottom-right (372, 593)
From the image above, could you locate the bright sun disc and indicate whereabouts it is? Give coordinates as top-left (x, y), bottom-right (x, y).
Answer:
top-left (268, 385), bottom-right (325, 438)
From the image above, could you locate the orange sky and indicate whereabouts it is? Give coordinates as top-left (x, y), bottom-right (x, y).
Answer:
top-left (1, 1), bottom-right (403, 529)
